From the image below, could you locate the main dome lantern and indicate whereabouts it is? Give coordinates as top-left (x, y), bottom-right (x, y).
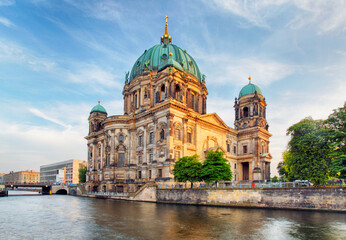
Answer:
top-left (129, 17), bottom-right (203, 82)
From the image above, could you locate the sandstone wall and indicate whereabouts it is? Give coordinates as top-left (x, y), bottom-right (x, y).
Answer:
top-left (156, 188), bottom-right (346, 211)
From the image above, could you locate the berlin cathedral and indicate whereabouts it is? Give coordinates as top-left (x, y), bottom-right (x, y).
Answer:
top-left (85, 19), bottom-right (272, 193)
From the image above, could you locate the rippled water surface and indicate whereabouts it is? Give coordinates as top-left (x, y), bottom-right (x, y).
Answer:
top-left (1, 192), bottom-right (345, 240)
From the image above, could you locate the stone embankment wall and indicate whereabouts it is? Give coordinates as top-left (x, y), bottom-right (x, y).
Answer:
top-left (155, 187), bottom-right (346, 211)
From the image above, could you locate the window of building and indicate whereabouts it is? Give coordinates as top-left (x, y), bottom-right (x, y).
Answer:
top-left (227, 143), bottom-right (230, 152)
top-left (192, 94), bottom-right (195, 110)
top-left (118, 153), bottom-right (125, 167)
top-left (119, 135), bottom-right (124, 142)
top-left (98, 147), bottom-right (101, 156)
top-left (234, 146), bottom-right (237, 154)
top-left (108, 154), bottom-right (110, 166)
top-left (138, 135), bottom-right (143, 147)
top-left (174, 128), bottom-right (180, 140)
top-left (243, 145), bottom-right (248, 154)
top-left (234, 163), bottom-right (237, 169)
top-left (149, 132), bottom-right (154, 144)
top-left (160, 85), bottom-right (165, 100)
top-left (149, 153), bottom-right (153, 162)
top-left (158, 169), bottom-right (162, 178)
top-left (187, 132), bottom-right (192, 143)
top-left (149, 170), bottom-right (152, 179)
top-left (138, 171), bottom-right (142, 179)
top-left (243, 107), bottom-right (249, 118)
top-left (134, 94), bottom-right (138, 109)
top-left (234, 174), bottom-right (237, 181)
top-left (175, 151), bottom-right (180, 161)
top-left (138, 156), bottom-right (142, 164)
top-left (175, 85), bottom-right (181, 101)
top-left (160, 129), bottom-right (165, 140)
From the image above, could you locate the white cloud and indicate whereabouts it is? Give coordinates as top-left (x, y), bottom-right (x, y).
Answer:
top-left (0, 0), bottom-right (14, 6)
top-left (66, 64), bottom-right (122, 94)
top-left (0, 16), bottom-right (14, 27)
top-left (199, 55), bottom-right (295, 87)
top-left (208, 0), bottom-right (346, 33)
top-left (0, 102), bottom-right (93, 173)
top-left (28, 108), bottom-right (72, 129)
top-left (65, 0), bottom-right (122, 22)
top-left (0, 121), bottom-right (87, 173)
top-left (0, 39), bottom-right (56, 71)
top-left (288, 1), bottom-right (346, 34)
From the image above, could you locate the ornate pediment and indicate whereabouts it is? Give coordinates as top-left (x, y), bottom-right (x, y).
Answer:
top-left (199, 113), bottom-right (230, 129)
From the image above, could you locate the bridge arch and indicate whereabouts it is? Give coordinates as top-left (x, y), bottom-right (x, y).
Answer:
top-left (55, 189), bottom-right (67, 195)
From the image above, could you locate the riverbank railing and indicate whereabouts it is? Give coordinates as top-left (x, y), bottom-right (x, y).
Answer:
top-left (157, 181), bottom-right (317, 190)
top-left (85, 191), bottom-right (129, 197)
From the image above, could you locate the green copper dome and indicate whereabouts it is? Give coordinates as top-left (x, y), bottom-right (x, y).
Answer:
top-left (239, 83), bottom-right (262, 98)
top-left (128, 21), bottom-right (204, 83)
top-left (129, 43), bottom-right (203, 82)
top-left (90, 102), bottom-right (107, 114)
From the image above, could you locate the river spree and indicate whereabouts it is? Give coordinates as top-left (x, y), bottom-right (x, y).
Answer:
top-left (1, 192), bottom-right (345, 240)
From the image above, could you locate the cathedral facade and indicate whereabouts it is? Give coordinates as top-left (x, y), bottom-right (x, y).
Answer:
top-left (85, 20), bottom-right (272, 193)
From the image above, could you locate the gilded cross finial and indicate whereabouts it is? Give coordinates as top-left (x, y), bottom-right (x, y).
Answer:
top-left (248, 76), bottom-right (251, 84)
top-left (161, 15), bottom-right (172, 44)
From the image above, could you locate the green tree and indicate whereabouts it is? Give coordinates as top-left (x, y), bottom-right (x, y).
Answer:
top-left (271, 176), bottom-right (279, 182)
top-left (173, 155), bottom-right (202, 188)
top-left (79, 165), bottom-right (87, 183)
top-left (279, 152), bottom-right (294, 181)
top-left (285, 117), bottom-right (331, 185)
top-left (325, 102), bottom-right (346, 179)
top-left (201, 149), bottom-right (232, 184)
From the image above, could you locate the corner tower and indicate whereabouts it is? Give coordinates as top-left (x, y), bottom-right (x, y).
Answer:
top-left (89, 101), bottom-right (107, 134)
top-left (234, 77), bottom-right (272, 181)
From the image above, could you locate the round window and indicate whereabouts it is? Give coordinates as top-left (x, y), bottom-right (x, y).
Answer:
top-left (119, 135), bottom-right (124, 142)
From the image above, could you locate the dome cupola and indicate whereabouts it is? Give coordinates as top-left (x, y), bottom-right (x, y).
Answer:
top-left (128, 16), bottom-right (204, 83)
top-left (239, 76), bottom-right (262, 98)
top-left (90, 101), bottom-right (107, 114)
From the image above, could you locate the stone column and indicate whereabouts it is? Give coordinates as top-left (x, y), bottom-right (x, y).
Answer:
top-left (100, 142), bottom-right (103, 169)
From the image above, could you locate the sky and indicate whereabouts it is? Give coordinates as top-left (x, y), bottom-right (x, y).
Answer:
top-left (0, 0), bottom-right (345, 175)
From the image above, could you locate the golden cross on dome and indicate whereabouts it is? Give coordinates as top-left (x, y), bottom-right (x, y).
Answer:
top-left (165, 15), bottom-right (168, 24)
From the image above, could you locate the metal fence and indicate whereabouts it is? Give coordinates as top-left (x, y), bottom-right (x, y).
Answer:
top-left (85, 191), bottom-right (129, 197)
top-left (157, 181), bottom-right (317, 189)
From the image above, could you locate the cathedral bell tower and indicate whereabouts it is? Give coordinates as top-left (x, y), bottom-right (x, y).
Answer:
top-left (234, 76), bottom-right (268, 130)
top-left (234, 77), bottom-right (271, 181)
top-left (88, 101), bottom-right (107, 134)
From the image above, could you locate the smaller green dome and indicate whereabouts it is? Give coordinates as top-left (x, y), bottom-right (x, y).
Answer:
top-left (90, 101), bottom-right (107, 114)
top-left (239, 83), bottom-right (262, 98)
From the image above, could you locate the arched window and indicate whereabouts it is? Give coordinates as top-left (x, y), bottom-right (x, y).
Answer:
top-left (160, 85), bottom-right (165, 100)
top-left (243, 107), bottom-right (249, 118)
top-left (175, 85), bottom-right (181, 101)
top-left (160, 129), bottom-right (165, 140)
top-left (155, 91), bottom-right (160, 103)
top-left (174, 128), bottom-right (180, 140)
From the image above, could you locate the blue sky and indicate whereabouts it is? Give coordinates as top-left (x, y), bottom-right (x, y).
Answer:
top-left (0, 0), bottom-right (345, 175)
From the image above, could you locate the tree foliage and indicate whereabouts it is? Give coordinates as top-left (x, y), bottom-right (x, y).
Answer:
top-left (79, 165), bottom-right (87, 183)
top-left (277, 158), bottom-right (289, 181)
top-left (284, 117), bottom-right (331, 185)
top-left (173, 155), bottom-right (202, 188)
top-left (325, 102), bottom-right (346, 178)
top-left (201, 149), bottom-right (232, 184)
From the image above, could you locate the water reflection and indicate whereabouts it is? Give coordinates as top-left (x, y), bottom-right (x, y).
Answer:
top-left (0, 195), bottom-right (345, 240)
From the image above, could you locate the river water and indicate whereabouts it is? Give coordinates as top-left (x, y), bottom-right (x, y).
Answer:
top-left (1, 191), bottom-right (345, 240)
